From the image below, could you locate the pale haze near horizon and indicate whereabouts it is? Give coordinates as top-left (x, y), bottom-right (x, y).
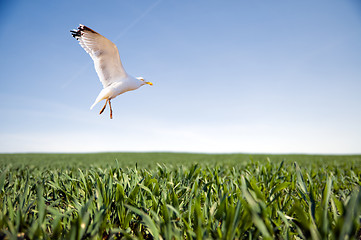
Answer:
top-left (0, 1), bottom-right (360, 154)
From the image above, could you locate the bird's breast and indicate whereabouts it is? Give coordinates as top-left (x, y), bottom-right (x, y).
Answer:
top-left (107, 79), bottom-right (142, 98)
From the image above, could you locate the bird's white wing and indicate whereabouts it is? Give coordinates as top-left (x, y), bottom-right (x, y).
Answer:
top-left (71, 24), bottom-right (127, 88)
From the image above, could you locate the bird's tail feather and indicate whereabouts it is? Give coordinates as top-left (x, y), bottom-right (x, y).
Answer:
top-left (90, 101), bottom-right (99, 110)
top-left (90, 89), bottom-right (109, 110)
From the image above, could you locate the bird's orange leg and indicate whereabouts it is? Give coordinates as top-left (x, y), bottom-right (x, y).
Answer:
top-left (99, 99), bottom-right (108, 115)
top-left (109, 99), bottom-right (113, 119)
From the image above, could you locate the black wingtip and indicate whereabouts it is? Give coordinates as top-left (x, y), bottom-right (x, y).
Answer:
top-left (70, 24), bottom-right (99, 39)
top-left (70, 30), bottom-right (79, 38)
top-left (70, 28), bottom-right (81, 39)
top-left (78, 24), bottom-right (97, 34)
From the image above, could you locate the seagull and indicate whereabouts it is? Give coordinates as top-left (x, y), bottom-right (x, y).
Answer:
top-left (70, 24), bottom-right (152, 119)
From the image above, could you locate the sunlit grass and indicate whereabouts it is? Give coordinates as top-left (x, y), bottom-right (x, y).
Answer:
top-left (0, 153), bottom-right (360, 239)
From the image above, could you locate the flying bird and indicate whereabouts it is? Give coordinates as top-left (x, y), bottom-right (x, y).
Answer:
top-left (70, 24), bottom-right (152, 119)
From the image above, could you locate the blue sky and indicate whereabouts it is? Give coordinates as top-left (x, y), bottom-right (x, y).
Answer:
top-left (0, 0), bottom-right (360, 154)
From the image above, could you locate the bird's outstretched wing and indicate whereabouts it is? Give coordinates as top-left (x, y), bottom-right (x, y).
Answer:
top-left (71, 24), bottom-right (127, 88)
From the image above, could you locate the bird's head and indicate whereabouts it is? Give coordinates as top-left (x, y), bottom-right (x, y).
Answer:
top-left (137, 77), bottom-right (153, 86)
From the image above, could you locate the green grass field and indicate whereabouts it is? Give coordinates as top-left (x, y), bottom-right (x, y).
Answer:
top-left (0, 153), bottom-right (360, 239)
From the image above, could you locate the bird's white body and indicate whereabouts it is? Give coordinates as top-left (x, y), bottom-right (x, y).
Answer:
top-left (90, 75), bottom-right (144, 109)
top-left (71, 24), bottom-right (152, 118)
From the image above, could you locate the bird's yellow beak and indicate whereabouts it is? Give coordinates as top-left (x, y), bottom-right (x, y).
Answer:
top-left (146, 81), bottom-right (153, 86)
